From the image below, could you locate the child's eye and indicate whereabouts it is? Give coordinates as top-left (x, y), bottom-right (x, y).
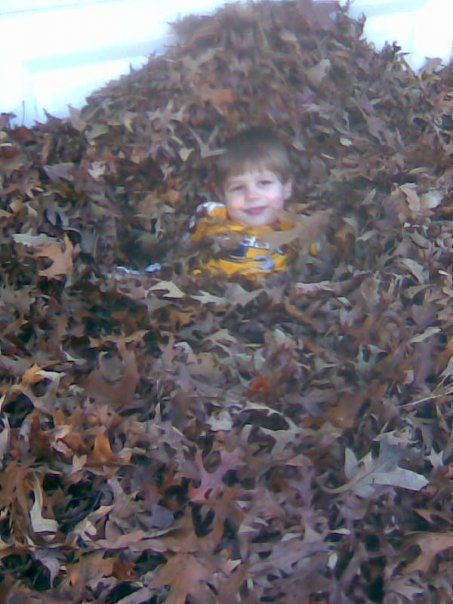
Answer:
top-left (229, 185), bottom-right (244, 193)
top-left (259, 180), bottom-right (273, 186)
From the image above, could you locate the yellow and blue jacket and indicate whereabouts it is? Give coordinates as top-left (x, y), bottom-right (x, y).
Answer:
top-left (189, 202), bottom-right (295, 278)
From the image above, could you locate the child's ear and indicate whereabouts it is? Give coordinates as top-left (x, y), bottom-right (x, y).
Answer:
top-left (283, 180), bottom-right (292, 200)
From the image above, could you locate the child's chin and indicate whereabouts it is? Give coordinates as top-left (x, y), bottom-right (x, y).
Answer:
top-left (231, 208), bottom-right (276, 227)
top-left (242, 215), bottom-right (273, 227)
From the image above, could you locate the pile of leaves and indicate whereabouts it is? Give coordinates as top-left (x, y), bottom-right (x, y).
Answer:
top-left (0, 1), bottom-right (452, 602)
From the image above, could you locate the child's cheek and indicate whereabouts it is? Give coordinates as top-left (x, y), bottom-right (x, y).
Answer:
top-left (226, 197), bottom-right (243, 211)
top-left (268, 196), bottom-right (282, 210)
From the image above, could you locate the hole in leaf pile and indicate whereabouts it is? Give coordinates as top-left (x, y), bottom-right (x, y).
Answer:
top-left (104, 583), bottom-right (141, 604)
top-left (1, 555), bottom-right (52, 592)
top-left (191, 503), bottom-right (215, 537)
top-left (3, 394), bottom-right (34, 428)
top-left (367, 575), bottom-right (385, 602)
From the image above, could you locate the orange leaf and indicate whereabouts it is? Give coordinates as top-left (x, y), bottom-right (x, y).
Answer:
top-left (248, 375), bottom-right (271, 396)
top-left (22, 363), bottom-right (46, 385)
top-left (92, 431), bottom-right (115, 463)
top-left (22, 364), bottom-right (62, 386)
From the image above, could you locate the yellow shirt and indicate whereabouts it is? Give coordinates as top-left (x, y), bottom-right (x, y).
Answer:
top-left (190, 202), bottom-right (294, 278)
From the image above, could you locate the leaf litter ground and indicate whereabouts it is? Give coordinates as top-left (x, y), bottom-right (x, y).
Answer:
top-left (0, 1), bottom-right (452, 602)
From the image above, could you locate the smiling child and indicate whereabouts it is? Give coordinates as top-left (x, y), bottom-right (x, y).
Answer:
top-left (189, 126), bottom-right (328, 278)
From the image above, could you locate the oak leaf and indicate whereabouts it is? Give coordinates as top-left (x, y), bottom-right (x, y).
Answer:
top-left (403, 532), bottom-right (453, 575)
top-left (30, 476), bottom-right (58, 536)
top-left (148, 280), bottom-right (186, 299)
top-left (189, 449), bottom-right (241, 502)
top-left (39, 244), bottom-right (74, 279)
top-left (325, 439), bottom-right (429, 497)
top-left (150, 554), bottom-right (213, 604)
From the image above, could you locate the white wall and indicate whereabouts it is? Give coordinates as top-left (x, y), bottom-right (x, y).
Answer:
top-left (1, 0), bottom-right (451, 126)
top-left (347, 0), bottom-right (452, 70)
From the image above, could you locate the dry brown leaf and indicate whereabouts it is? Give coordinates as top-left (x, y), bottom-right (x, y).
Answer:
top-left (150, 553), bottom-right (213, 604)
top-left (403, 532), bottom-right (453, 575)
top-left (33, 234), bottom-right (75, 279)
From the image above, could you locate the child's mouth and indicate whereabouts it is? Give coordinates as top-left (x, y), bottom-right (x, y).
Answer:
top-left (245, 206), bottom-right (266, 215)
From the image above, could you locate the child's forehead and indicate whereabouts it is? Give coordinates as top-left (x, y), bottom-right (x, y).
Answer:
top-left (224, 164), bottom-right (279, 181)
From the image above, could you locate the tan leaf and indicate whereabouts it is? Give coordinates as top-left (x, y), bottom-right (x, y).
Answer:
top-left (179, 147), bottom-right (193, 162)
top-left (83, 347), bottom-right (139, 409)
top-left (191, 290), bottom-right (228, 306)
top-left (30, 476), bottom-right (58, 535)
top-left (13, 233), bottom-right (56, 247)
top-left (150, 554), bottom-right (212, 604)
top-left (22, 364), bottom-right (63, 386)
top-left (68, 105), bottom-right (87, 131)
top-left (189, 449), bottom-right (241, 502)
top-left (148, 280), bottom-right (186, 299)
top-left (86, 123), bottom-right (109, 142)
top-left (404, 532), bottom-right (453, 575)
top-left (325, 440), bottom-right (429, 497)
top-left (409, 326), bottom-right (441, 344)
top-left (401, 183), bottom-right (421, 212)
top-left (400, 258), bottom-right (427, 284)
top-left (306, 58), bottom-right (331, 87)
top-left (34, 234), bottom-right (74, 279)
top-left (0, 416), bottom-right (10, 463)
top-left (420, 189), bottom-right (443, 210)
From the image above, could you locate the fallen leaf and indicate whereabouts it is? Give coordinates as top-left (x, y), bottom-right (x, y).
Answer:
top-left (30, 476), bottom-right (58, 535)
top-left (306, 58), bottom-right (331, 87)
top-left (403, 532), bottom-right (453, 575)
top-left (148, 280), bottom-right (186, 299)
top-left (34, 235), bottom-right (74, 279)
top-left (149, 554), bottom-right (212, 604)
top-left (189, 449), bottom-right (241, 502)
top-left (325, 440), bottom-right (429, 497)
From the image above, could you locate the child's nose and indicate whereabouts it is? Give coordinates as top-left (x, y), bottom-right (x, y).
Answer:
top-left (245, 184), bottom-right (259, 200)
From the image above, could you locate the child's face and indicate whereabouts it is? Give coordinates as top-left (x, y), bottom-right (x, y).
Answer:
top-left (223, 168), bottom-right (292, 228)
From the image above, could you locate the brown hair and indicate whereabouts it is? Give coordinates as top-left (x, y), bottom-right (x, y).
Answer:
top-left (215, 127), bottom-right (292, 188)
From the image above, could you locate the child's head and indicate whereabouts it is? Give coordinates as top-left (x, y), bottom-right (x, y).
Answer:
top-left (215, 127), bottom-right (293, 227)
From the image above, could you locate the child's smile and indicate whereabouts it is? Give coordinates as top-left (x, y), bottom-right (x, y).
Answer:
top-left (224, 169), bottom-right (292, 228)
top-left (244, 206), bottom-right (268, 216)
